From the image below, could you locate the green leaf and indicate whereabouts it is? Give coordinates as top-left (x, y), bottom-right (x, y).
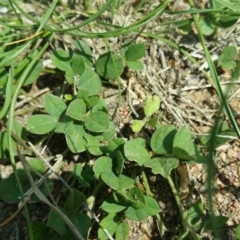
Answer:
top-left (25, 158), bottom-right (46, 174)
top-left (51, 49), bottom-right (72, 71)
top-left (93, 156), bottom-right (112, 179)
top-left (131, 120), bottom-right (145, 133)
top-left (85, 96), bottom-right (100, 108)
top-left (0, 131), bottom-right (9, 158)
top-left (203, 128), bottom-right (237, 148)
top-left (92, 98), bottom-right (107, 112)
top-left (77, 67), bottom-right (101, 96)
top-left (125, 196), bottom-right (160, 221)
top-left (199, 121), bottom-right (237, 148)
top-left (126, 60), bottom-right (144, 71)
top-left (31, 179), bottom-right (54, 202)
top-left (200, 16), bottom-right (215, 36)
top-left (218, 46), bottom-right (237, 63)
top-left (125, 44), bottom-right (146, 61)
top-left (0, 68), bottom-right (8, 86)
top-left (116, 151), bottom-right (125, 175)
top-left (101, 195), bottom-right (128, 213)
top-left (92, 121), bottom-right (116, 142)
top-left (54, 115), bottom-right (73, 134)
top-left (27, 115), bottom-right (58, 134)
top-left (102, 138), bottom-right (125, 158)
top-left (187, 199), bottom-right (203, 225)
top-left (66, 98), bottom-right (86, 121)
top-left (221, 60), bottom-right (236, 70)
top-left (12, 120), bottom-right (27, 142)
top-left (48, 209), bottom-right (91, 236)
top-left (127, 187), bottom-right (145, 209)
top-left (32, 222), bottom-right (58, 240)
top-left (173, 126), bottom-right (196, 161)
top-left (84, 132), bottom-right (103, 156)
top-left (201, 215), bottom-right (229, 230)
top-left (47, 208), bottom-right (68, 234)
top-left (101, 172), bottom-right (134, 191)
top-left (98, 214), bottom-right (119, 240)
top-left (65, 122), bottom-right (86, 153)
top-left (236, 224), bottom-right (240, 240)
top-left (120, 45), bottom-right (128, 59)
top-left (44, 94), bottom-right (67, 118)
top-left (216, 14), bottom-right (238, 29)
top-left (124, 138), bottom-right (150, 166)
top-left (0, 174), bottom-right (29, 203)
top-left (177, 19), bottom-right (192, 35)
top-left (65, 68), bottom-right (74, 84)
top-left (71, 55), bottom-right (85, 74)
top-left (144, 95), bottom-right (161, 117)
top-left (67, 212), bottom-right (91, 235)
top-left (102, 121), bottom-right (116, 141)
top-left (144, 157), bottom-right (179, 178)
top-left (218, 46), bottom-right (237, 70)
top-left (23, 60), bottom-right (42, 86)
top-left (64, 189), bottom-right (85, 212)
top-left (115, 222), bottom-right (129, 240)
top-left (64, 94), bottom-right (73, 101)
top-left (84, 111), bottom-right (110, 132)
top-left (96, 52), bottom-right (124, 80)
top-left (0, 170), bottom-right (53, 203)
top-left (73, 164), bottom-right (90, 187)
top-left (151, 125), bottom-right (177, 155)
top-left (73, 40), bottom-right (93, 68)
top-left (232, 60), bottom-right (240, 81)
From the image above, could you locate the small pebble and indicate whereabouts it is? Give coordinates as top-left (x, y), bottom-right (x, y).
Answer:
top-left (219, 152), bottom-right (227, 162)
top-left (217, 195), bottom-right (224, 203)
top-left (199, 185), bottom-right (206, 193)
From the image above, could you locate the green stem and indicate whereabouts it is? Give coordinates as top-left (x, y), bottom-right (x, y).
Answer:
top-left (142, 170), bottom-right (167, 238)
top-left (141, 170), bottom-right (153, 197)
top-left (167, 175), bottom-right (199, 240)
top-left (167, 176), bottom-right (188, 234)
top-left (86, 180), bottom-right (103, 216)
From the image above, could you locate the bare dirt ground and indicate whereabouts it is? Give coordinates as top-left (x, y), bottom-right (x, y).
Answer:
top-left (0, 0), bottom-right (240, 239)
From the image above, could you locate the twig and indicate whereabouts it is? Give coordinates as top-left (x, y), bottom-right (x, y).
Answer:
top-left (178, 80), bottom-right (240, 93)
top-left (15, 87), bottom-right (50, 109)
top-left (28, 141), bottom-right (72, 192)
top-left (19, 150), bottom-right (85, 240)
top-left (0, 206), bottom-right (23, 227)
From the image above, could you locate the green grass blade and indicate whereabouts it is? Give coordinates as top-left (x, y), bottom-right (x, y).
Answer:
top-left (45, 0), bottom-right (114, 32)
top-left (189, 1), bottom-right (240, 238)
top-left (0, 66), bottom-right (13, 119)
top-left (191, 8), bottom-right (240, 138)
top-left (9, 0), bottom-right (39, 24)
top-left (59, 0), bottom-right (169, 38)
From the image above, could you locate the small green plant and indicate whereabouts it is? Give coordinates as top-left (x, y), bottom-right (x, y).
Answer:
top-left (14, 39), bottom-right (210, 238)
top-left (218, 45), bottom-right (238, 70)
top-left (131, 94), bottom-right (161, 133)
top-left (23, 41), bottom-right (152, 239)
top-left (1, 0), bottom-right (240, 239)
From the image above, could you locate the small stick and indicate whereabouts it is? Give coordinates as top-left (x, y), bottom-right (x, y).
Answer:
top-left (15, 87), bottom-right (50, 109)
top-left (0, 206), bottom-right (23, 227)
top-left (19, 150), bottom-right (85, 240)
